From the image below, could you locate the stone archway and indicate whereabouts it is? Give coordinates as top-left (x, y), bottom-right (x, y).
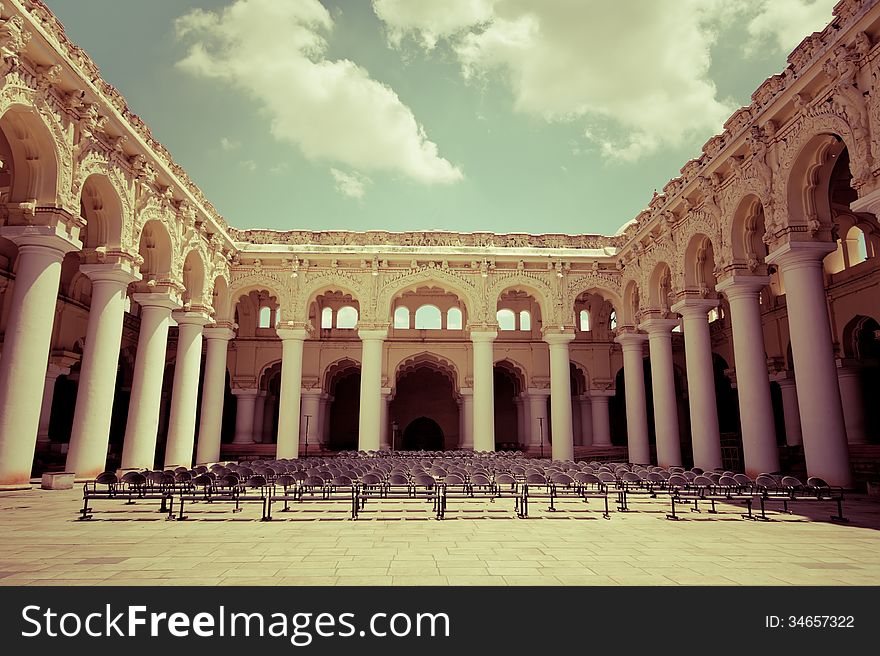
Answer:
top-left (402, 417), bottom-right (444, 451)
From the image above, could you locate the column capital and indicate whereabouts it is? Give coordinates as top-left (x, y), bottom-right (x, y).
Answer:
top-left (542, 329), bottom-right (576, 345)
top-left (525, 388), bottom-right (551, 397)
top-left (231, 388), bottom-right (260, 398)
top-left (0, 224), bottom-right (82, 255)
top-left (203, 326), bottom-right (236, 341)
top-left (715, 274), bottom-right (770, 298)
top-left (469, 328), bottom-right (498, 342)
top-left (132, 291), bottom-right (183, 311)
top-left (80, 260), bottom-right (142, 286)
top-left (458, 387), bottom-right (473, 398)
top-left (358, 326), bottom-right (388, 341)
top-left (172, 310), bottom-right (212, 327)
top-left (849, 185), bottom-right (880, 215)
top-left (277, 326), bottom-right (311, 341)
top-left (301, 388), bottom-right (324, 399)
top-left (765, 240), bottom-right (836, 270)
top-left (639, 317), bottom-right (680, 335)
top-left (588, 388), bottom-right (616, 398)
top-left (614, 328), bottom-right (648, 349)
top-left (671, 297), bottom-right (717, 318)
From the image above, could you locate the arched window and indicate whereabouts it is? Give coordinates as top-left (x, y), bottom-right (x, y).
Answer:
top-left (519, 310), bottom-right (531, 331)
top-left (846, 226), bottom-right (869, 265)
top-left (258, 306), bottom-right (272, 328)
top-left (447, 307), bottom-right (463, 330)
top-left (609, 309), bottom-right (617, 330)
top-left (321, 306), bottom-right (333, 329)
top-left (393, 306), bottom-right (410, 329)
top-left (579, 309), bottom-right (591, 332)
top-left (414, 304), bottom-right (442, 329)
top-left (496, 308), bottom-right (516, 331)
top-left (336, 306), bottom-right (358, 329)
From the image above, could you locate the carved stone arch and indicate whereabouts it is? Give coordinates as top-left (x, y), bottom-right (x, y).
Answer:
top-left (671, 212), bottom-right (722, 291)
top-left (566, 273), bottom-right (624, 319)
top-left (225, 272), bottom-right (288, 324)
top-left (377, 268), bottom-right (480, 324)
top-left (0, 93), bottom-right (73, 209)
top-left (728, 194), bottom-right (769, 270)
top-left (489, 272), bottom-right (554, 325)
top-left (393, 352), bottom-right (461, 393)
top-left (295, 271), bottom-right (369, 324)
top-left (75, 165), bottom-right (131, 251)
top-left (323, 356), bottom-right (362, 394)
top-left (493, 356), bottom-right (529, 392)
top-left (568, 360), bottom-right (591, 395)
top-left (620, 279), bottom-right (642, 327)
top-left (180, 244), bottom-right (211, 309)
top-left (647, 260), bottom-right (675, 312)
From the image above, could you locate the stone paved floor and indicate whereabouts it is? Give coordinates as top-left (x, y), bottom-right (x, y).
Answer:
top-left (1, 487), bottom-right (879, 586)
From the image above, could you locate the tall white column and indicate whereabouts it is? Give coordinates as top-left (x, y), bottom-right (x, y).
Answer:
top-left (0, 229), bottom-right (80, 487)
top-left (772, 373), bottom-right (802, 446)
top-left (120, 292), bottom-right (181, 470)
top-left (579, 395), bottom-right (593, 447)
top-left (590, 390), bottom-right (614, 447)
top-left (640, 318), bottom-right (683, 468)
top-left (544, 331), bottom-right (576, 461)
top-left (836, 361), bottom-right (867, 445)
top-left (252, 392), bottom-right (267, 444)
top-left (232, 389), bottom-right (258, 445)
top-left (36, 364), bottom-right (70, 449)
top-left (65, 262), bottom-right (140, 477)
top-left (164, 311), bottom-right (210, 468)
top-left (195, 326), bottom-right (234, 464)
top-left (717, 275), bottom-right (780, 476)
top-left (459, 388), bottom-right (474, 449)
top-left (671, 298), bottom-right (723, 472)
top-left (276, 326), bottom-right (310, 459)
top-left (379, 389), bottom-right (392, 450)
top-left (527, 389), bottom-right (550, 455)
top-left (357, 327), bottom-right (387, 452)
top-left (470, 329), bottom-right (497, 452)
top-left (767, 242), bottom-right (851, 486)
top-left (615, 329), bottom-right (651, 465)
top-left (301, 389), bottom-right (322, 452)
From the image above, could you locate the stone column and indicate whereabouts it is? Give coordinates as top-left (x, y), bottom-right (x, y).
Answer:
top-left (379, 389), bottom-right (392, 450)
top-left (520, 393), bottom-right (532, 448)
top-left (640, 318), bottom-right (683, 468)
top-left (459, 388), bottom-right (474, 449)
top-left (579, 395), bottom-right (593, 447)
top-left (301, 389), bottom-right (323, 453)
top-left (164, 311), bottom-right (210, 468)
top-left (251, 392), bottom-right (267, 444)
top-left (515, 397), bottom-right (525, 445)
top-left (614, 329), bottom-right (651, 465)
top-left (544, 331), bottom-right (576, 461)
top-left (772, 372), bottom-right (802, 446)
top-left (717, 275), bottom-right (780, 476)
top-left (195, 326), bottom-right (234, 464)
top-left (766, 242), bottom-right (851, 486)
top-left (276, 326), bottom-right (310, 459)
top-left (0, 228), bottom-right (80, 487)
top-left (470, 329), bottom-right (497, 452)
top-left (120, 291), bottom-right (182, 470)
top-left (317, 394), bottom-right (330, 447)
top-left (65, 261), bottom-right (140, 478)
top-left (671, 298), bottom-right (723, 472)
top-left (36, 364), bottom-right (70, 450)
top-left (527, 389), bottom-right (550, 454)
top-left (357, 327), bottom-right (387, 452)
top-left (232, 389), bottom-right (258, 444)
top-left (836, 361), bottom-right (867, 445)
top-left (590, 390), bottom-right (614, 447)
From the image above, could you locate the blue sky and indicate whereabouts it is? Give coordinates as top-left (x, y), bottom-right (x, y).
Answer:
top-left (44, 0), bottom-right (837, 235)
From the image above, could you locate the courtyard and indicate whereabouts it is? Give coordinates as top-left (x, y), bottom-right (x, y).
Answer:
top-left (2, 486), bottom-right (878, 587)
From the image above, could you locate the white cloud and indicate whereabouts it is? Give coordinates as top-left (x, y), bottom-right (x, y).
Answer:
top-left (331, 168), bottom-right (371, 199)
top-left (372, 0), bottom-right (744, 162)
top-left (220, 136), bottom-right (240, 151)
top-left (743, 0), bottom-right (836, 54)
top-left (176, 0), bottom-right (462, 184)
top-left (239, 159), bottom-right (257, 172)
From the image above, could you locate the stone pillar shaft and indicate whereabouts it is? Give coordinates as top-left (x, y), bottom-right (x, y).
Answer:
top-left (164, 313), bottom-right (209, 468)
top-left (471, 330), bottom-right (497, 452)
top-left (545, 332), bottom-right (576, 461)
top-left (358, 329), bottom-right (387, 452)
top-left (590, 391), bottom-right (613, 447)
top-left (277, 327), bottom-right (309, 458)
top-left (195, 328), bottom-right (233, 464)
top-left (615, 331), bottom-right (651, 465)
top-left (641, 318), bottom-right (683, 468)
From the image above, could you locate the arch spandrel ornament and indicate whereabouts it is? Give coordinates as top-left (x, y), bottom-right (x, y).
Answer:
top-left (294, 269), bottom-right (371, 323)
top-left (488, 271), bottom-right (555, 325)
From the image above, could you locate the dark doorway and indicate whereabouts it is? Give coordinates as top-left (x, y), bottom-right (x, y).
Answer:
top-left (403, 416), bottom-right (444, 451)
top-left (327, 369), bottom-right (361, 451)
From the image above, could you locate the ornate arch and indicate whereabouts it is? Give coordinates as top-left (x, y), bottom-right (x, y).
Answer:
top-left (493, 356), bottom-right (529, 391)
top-left (323, 356), bottom-right (362, 394)
top-left (225, 270), bottom-right (288, 323)
top-left (292, 270), bottom-right (369, 323)
top-left (376, 267), bottom-right (480, 325)
top-left (489, 272), bottom-right (555, 325)
top-left (394, 352), bottom-right (460, 393)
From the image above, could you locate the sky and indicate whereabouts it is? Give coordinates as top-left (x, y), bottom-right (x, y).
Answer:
top-left (43, 0), bottom-right (839, 236)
